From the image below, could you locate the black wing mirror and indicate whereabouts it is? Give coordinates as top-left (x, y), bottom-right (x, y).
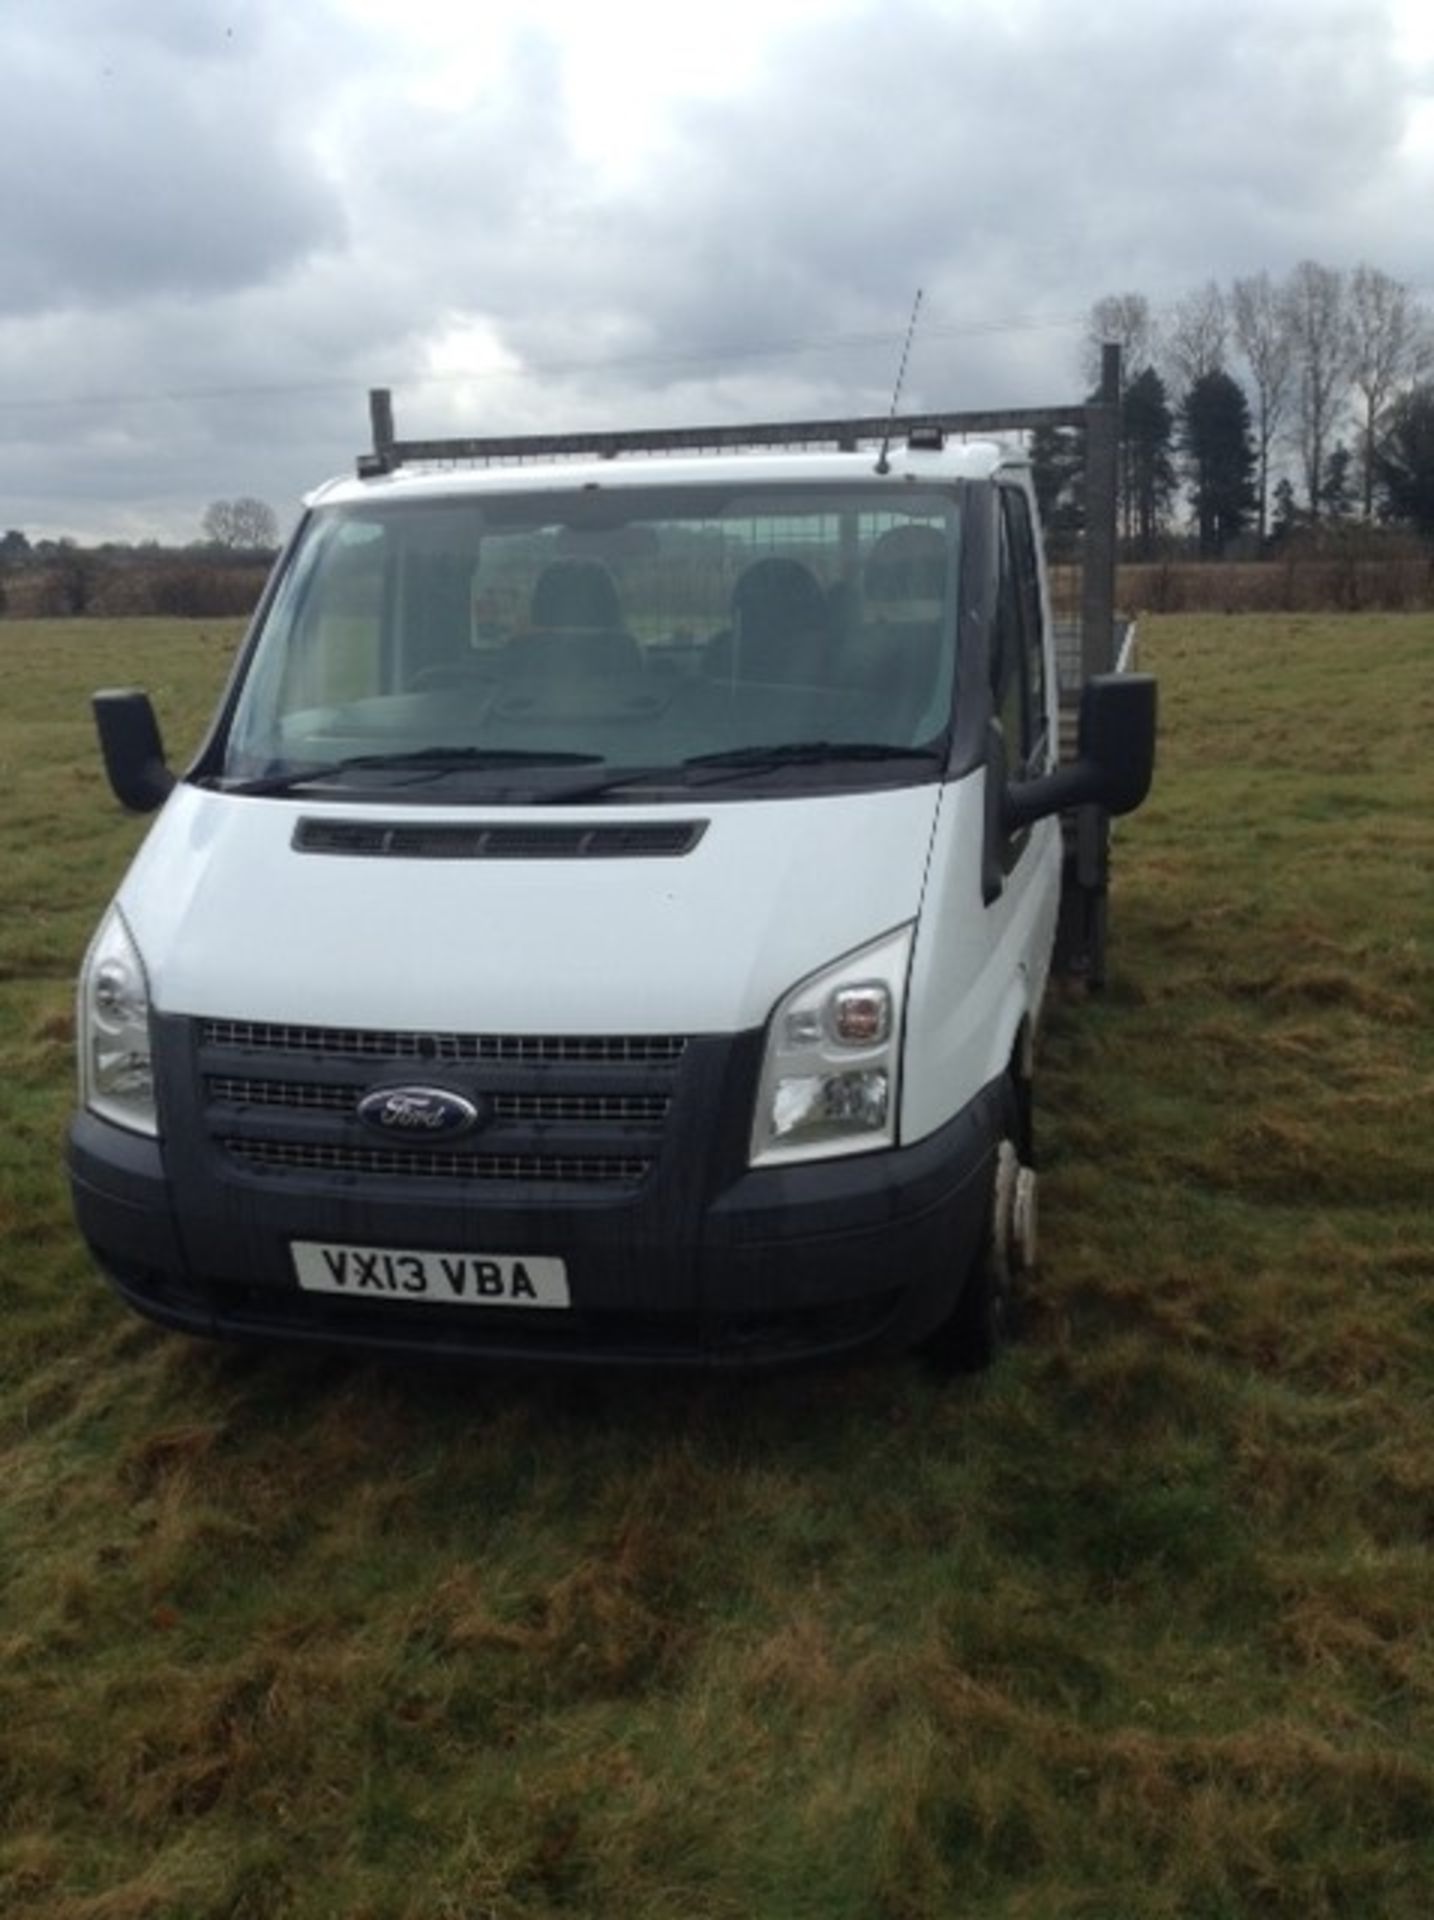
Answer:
top-left (1003, 674), bottom-right (1156, 833)
top-left (93, 689), bottom-right (175, 813)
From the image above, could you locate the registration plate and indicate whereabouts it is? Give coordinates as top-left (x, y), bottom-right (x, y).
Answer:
top-left (292, 1240), bottom-right (570, 1309)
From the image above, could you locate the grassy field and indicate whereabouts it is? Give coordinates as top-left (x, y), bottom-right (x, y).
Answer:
top-left (1, 612), bottom-right (1432, 1919)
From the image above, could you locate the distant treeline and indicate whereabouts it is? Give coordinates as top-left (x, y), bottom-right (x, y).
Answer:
top-left (0, 536), bottom-right (275, 620)
top-left (1054, 527), bottom-right (1434, 616)
top-left (3, 531), bottom-right (1429, 621)
top-left (1058, 263), bottom-right (1434, 558)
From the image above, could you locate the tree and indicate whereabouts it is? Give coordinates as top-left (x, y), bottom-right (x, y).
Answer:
top-left (1374, 382), bottom-right (1434, 538)
top-left (1346, 264), bottom-right (1432, 522)
top-left (1270, 476), bottom-right (1299, 544)
top-left (1083, 291), bottom-right (1160, 544)
top-left (0, 528), bottom-right (31, 568)
top-left (50, 539), bottom-right (101, 615)
top-left (1321, 443), bottom-right (1355, 523)
top-left (1028, 425), bottom-right (1084, 554)
top-left (1082, 292), bottom-right (1157, 393)
top-left (1231, 271), bottom-right (1295, 542)
top-left (1181, 370), bottom-right (1257, 554)
top-left (1122, 366), bottom-right (1176, 555)
top-left (202, 497), bottom-right (279, 551)
top-left (1166, 280), bottom-right (1228, 393)
top-left (1283, 261), bottom-right (1350, 523)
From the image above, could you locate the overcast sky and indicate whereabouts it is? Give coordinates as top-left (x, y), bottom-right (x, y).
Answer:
top-left (2, 0), bottom-right (1431, 542)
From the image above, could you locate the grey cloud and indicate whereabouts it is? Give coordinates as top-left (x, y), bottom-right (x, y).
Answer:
top-left (1, 0), bottom-right (1430, 539)
top-left (365, 0), bottom-right (1425, 431)
top-left (0, 4), bottom-right (348, 316)
top-left (608, 0), bottom-right (1415, 342)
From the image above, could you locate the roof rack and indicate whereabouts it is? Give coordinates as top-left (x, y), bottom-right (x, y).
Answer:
top-left (356, 388), bottom-right (1090, 479)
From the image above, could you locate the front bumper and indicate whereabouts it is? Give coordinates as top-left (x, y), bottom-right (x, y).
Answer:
top-left (68, 1072), bottom-right (1002, 1371)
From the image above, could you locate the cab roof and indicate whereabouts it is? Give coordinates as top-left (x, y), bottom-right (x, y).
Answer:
top-left (307, 439), bottom-right (1025, 510)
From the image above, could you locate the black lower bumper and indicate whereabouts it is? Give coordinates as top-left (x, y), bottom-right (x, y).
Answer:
top-left (68, 1085), bottom-right (1001, 1370)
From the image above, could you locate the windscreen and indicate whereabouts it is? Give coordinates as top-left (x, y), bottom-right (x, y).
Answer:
top-left (223, 484), bottom-right (961, 797)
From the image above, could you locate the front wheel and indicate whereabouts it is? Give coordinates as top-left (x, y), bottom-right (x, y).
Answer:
top-left (925, 1089), bottom-right (1038, 1373)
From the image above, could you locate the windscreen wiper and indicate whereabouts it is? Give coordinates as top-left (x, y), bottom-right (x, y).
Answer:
top-left (529, 765), bottom-right (691, 804)
top-left (532, 742), bottom-right (945, 804)
top-left (219, 747), bottom-right (603, 797)
top-left (679, 740), bottom-right (944, 782)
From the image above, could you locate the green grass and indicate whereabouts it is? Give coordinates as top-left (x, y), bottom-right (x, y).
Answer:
top-left (2, 612), bottom-right (1432, 1919)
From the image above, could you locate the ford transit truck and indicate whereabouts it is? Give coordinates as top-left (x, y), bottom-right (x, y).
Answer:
top-left (69, 364), bottom-right (1155, 1371)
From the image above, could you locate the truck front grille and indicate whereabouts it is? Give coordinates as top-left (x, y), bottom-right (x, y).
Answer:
top-left (200, 1019), bottom-right (685, 1066)
top-left (207, 1076), bottom-right (671, 1126)
top-left (193, 1018), bottom-right (686, 1194)
top-left (225, 1140), bottom-right (651, 1185)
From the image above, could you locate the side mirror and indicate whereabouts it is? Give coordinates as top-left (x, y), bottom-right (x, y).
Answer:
top-left (1004, 674), bottom-right (1156, 832)
top-left (93, 688), bottom-right (175, 813)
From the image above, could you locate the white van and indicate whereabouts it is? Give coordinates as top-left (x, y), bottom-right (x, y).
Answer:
top-left (70, 405), bottom-right (1154, 1370)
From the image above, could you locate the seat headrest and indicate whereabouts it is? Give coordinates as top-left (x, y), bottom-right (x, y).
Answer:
top-left (530, 560), bottom-right (623, 629)
top-left (731, 558), bottom-right (827, 642)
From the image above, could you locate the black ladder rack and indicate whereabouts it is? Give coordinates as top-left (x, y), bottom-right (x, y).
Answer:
top-left (357, 387), bottom-right (1090, 476)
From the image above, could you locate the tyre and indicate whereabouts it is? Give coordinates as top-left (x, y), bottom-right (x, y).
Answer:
top-left (925, 1081), bottom-right (1038, 1374)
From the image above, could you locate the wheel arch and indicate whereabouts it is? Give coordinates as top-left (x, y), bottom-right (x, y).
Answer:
top-left (982, 972), bottom-right (1034, 1109)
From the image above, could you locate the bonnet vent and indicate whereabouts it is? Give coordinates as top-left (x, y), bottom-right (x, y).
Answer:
top-left (292, 818), bottom-right (707, 860)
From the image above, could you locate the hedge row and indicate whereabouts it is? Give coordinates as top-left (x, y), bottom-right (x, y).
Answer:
top-left (5, 551), bottom-right (1432, 623)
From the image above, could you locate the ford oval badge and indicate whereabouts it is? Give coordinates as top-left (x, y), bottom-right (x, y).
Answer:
top-left (357, 1086), bottom-right (481, 1138)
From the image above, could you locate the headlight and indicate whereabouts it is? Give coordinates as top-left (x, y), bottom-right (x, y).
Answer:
top-left (750, 925), bottom-right (913, 1166)
top-left (78, 905), bottom-right (158, 1136)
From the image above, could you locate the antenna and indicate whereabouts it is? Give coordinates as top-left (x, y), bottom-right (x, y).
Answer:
top-left (875, 288), bottom-right (924, 475)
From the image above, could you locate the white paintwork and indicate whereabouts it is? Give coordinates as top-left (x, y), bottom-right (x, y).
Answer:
top-left (899, 772), bottom-right (1060, 1143)
top-left (117, 760), bottom-right (1061, 1153)
top-left (308, 441), bottom-right (1019, 511)
top-left (897, 470), bottom-right (1062, 1144)
top-left (115, 783), bottom-right (943, 1039)
top-left (104, 448), bottom-right (1074, 1173)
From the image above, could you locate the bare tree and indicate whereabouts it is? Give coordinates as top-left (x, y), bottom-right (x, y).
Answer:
top-left (1082, 293), bottom-right (1157, 393)
top-left (1166, 280), bottom-right (1228, 393)
top-left (1283, 261), bottom-right (1350, 523)
top-left (202, 497), bottom-right (280, 551)
top-left (1346, 264), bottom-right (1432, 521)
top-left (1231, 271), bottom-right (1295, 542)
top-left (1083, 293), bottom-right (1159, 543)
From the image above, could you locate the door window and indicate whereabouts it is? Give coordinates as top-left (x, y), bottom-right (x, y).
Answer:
top-left (994, 487), bottom-right (1049, 774)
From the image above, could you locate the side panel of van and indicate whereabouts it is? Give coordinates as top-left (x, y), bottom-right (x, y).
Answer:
top-left (901, 472), bottom-right (1061, 1144)
top-left (901, 774), bottom-right (1060, 1144)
